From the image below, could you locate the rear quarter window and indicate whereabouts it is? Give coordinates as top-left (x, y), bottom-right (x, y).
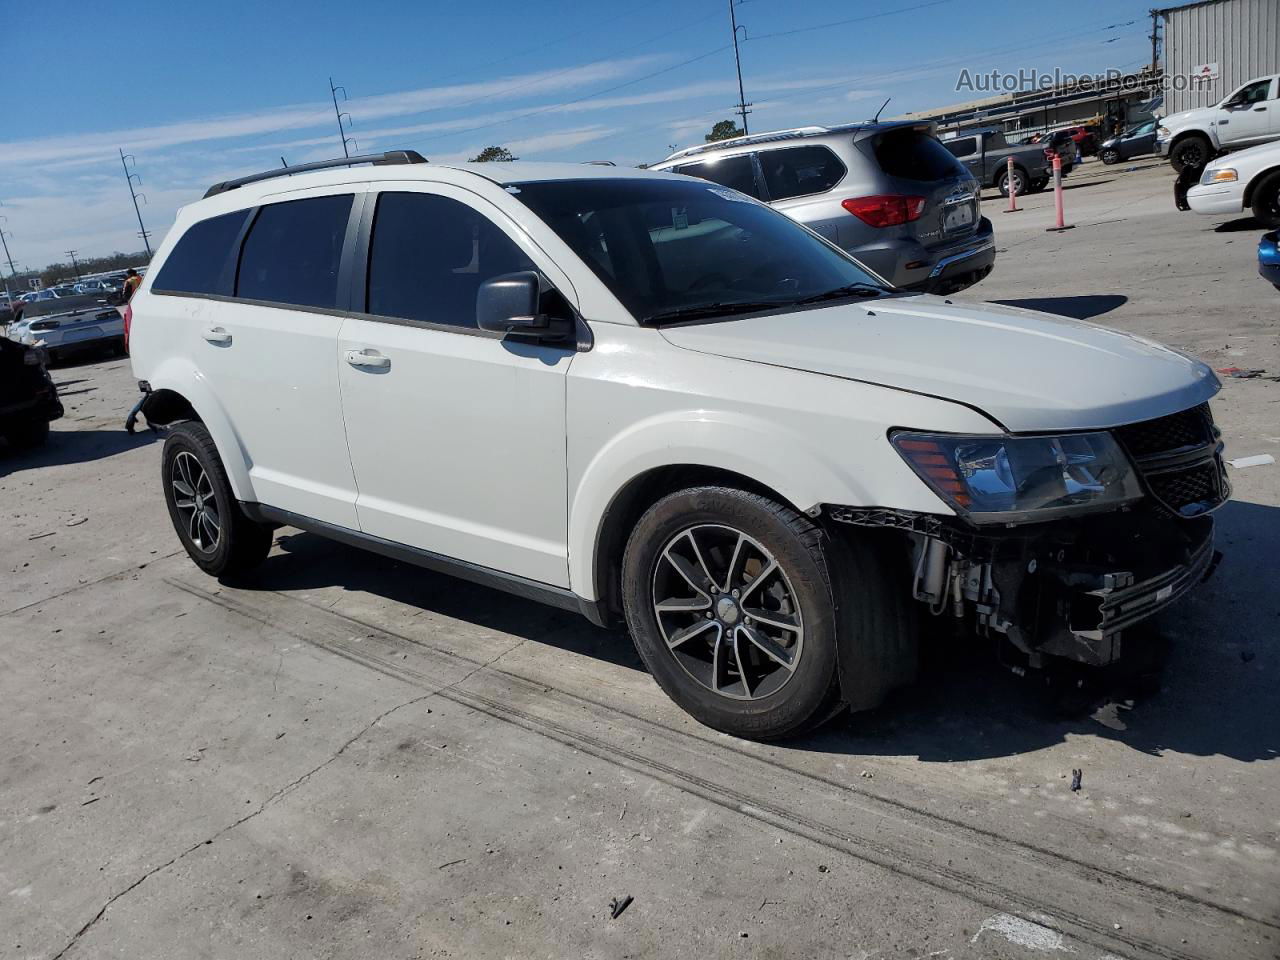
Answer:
top-left (877, 130), bottom-right (968, 181)
top-left (151, 210), bottom-right (250, 295)
top-left (758, 145), bottom-right (846, 200)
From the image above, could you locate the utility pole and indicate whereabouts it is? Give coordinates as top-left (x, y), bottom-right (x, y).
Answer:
top-left (0, 213), bottom-right (16, 279)
top-left (119, 149), bottom-right (153, 258)
top-left (330, 77), bottom-right (356, 158)
top-left (728, 0), bottom-right (751, 136)
top-left (1148, 9), bottom-right (1161, 77)
top-left (66, 249), bottom-right (81, 280)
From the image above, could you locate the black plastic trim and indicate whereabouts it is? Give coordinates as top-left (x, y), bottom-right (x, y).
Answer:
top-left (242, 503), bottom-right (610, 627)
top-left (204, 150), bottom-right (427, 198)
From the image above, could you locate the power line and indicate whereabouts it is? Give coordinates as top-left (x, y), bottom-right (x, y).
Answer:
top-left (745, 0), bottom-right (955, 42)
top-left (415, 43), bottom-right (734, 146)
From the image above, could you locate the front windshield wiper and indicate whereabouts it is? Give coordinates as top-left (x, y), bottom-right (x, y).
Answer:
top-left (643, 300), bottom-right (796, 325)
top-left (793, 283), bottom-right (888, 305)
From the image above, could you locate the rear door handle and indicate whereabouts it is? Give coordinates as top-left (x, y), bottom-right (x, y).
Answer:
top-left (202, 327), bottom-right (232, 345)
top-left (345, 349), bottom-right (390, 370)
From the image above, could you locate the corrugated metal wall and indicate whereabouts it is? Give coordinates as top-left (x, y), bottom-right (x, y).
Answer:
top-left (1162, 0), bottom-right (1280, 113)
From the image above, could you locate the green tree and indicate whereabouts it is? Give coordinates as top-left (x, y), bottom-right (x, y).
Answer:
top-left (469, 145), bottom-right (518, 162)
top-left (705, 120), bottom-right (744, 143)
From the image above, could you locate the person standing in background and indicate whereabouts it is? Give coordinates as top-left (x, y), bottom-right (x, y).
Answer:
top-left (121, 268), bottom-right (142, 303)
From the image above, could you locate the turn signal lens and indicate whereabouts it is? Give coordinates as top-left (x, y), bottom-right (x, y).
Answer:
top-left (1205, 168), bottom-right (1238, 184)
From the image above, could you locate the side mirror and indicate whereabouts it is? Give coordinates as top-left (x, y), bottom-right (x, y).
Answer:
top-left (476, 271), bottom-right (571, 341)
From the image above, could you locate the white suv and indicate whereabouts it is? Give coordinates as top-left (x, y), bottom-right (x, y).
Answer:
top-left (130, 151), bottom-right (1227, 739)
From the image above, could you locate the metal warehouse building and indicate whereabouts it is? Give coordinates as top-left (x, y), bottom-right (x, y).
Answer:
top-left (1160, 0), bottom-right (1280, 114)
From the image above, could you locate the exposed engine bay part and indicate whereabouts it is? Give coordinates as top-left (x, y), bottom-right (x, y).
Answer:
top-left (830, 504), bottom-right (1220, 669)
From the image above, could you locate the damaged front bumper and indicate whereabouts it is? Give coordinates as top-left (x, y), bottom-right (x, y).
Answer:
top-left (828, 505), bottom-right (1221, 668)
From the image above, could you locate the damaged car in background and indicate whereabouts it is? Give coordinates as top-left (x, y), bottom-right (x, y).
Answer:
top-left (128, 157), bottom-right (1227, 739)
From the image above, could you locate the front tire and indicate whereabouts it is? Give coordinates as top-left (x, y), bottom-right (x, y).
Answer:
top-left (621, 487), bottom-right (842, 740)
top-left (1100, 148), bottom-right (1119, 165)
top-left (1170, 134), bottom-right (1211, 173)
top-left (162, 421), bottom-right (273, 578)
top-left (1249, 170), bottom-right (1280, 228)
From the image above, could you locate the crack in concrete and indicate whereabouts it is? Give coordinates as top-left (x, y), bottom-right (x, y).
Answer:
top-left (46, 635), bottom-right (527, 960)
top-left (1, 550), bottom-right (186, 619)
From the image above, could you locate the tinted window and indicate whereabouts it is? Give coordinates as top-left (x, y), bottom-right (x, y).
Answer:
top-left (672, 155), bottom-right (759, 197)
top-left (880, 130), bottom-right (967, 180)
top-left (1234, 78), bottom-right (1273, 105)
top-left (366, 192), bottom-right (535, 329)
top-left (513, 178), bottom-right (883, 324)
top-left (940, 137), bottom-right (976, 159)
top-left (759, 145), bottom-right (846, 200)
top-left (152, 211), bottom-right (249, 295)
top-left (237, 194), bottom-right (353, 309)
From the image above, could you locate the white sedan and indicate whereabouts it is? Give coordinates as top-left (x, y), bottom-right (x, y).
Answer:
top-left (1187, 139), bottom-right (1280, 227)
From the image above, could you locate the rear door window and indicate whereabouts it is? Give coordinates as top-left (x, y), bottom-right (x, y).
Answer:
top-left (365, 191), bottom-right (536, 329)
top-left (672, 155), bottom-right (760, 198)
top-left (236, 194), bottom-right (354, 309)
top-left (151, 210), bottom-right (250, 295)
top-left (758, 145), bottom-right (846, 200)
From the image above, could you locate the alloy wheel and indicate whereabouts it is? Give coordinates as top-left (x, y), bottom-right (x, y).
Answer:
top-left (171, 451), bottom-right (221, 552)
top-left (651, 524), bottom-right (804, 701)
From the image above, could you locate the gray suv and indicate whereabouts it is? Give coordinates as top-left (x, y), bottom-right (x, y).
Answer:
top-left (650, 121), bottom-right (995, 294)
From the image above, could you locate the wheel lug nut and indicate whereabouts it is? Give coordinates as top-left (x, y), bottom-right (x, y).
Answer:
top-left (705, 612), bottom-right (712, 619)
top-left (731, 589), bottom-right (740, 598)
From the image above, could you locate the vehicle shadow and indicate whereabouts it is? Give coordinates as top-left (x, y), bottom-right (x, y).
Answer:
top-left (230, 501), bottom-right (1277, 764)
top-left (0, 426), bottom-right (157, 475)
top-left (796, 498), bottom-right (1280, 763)
top-left (1061, 179), bottom-right (1113, 191)
top-left (1214, 216), bottom-right (1266, 233)
top-left (992, 294), bottom-right (1128, 319)
top-left (240, 531), bottom-right (644, 671)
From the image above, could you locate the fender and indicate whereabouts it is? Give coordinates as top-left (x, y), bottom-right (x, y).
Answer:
top-left (143, 355), bottom-right (256, 502)
top-left (567, 408), bottom-right (944, 600)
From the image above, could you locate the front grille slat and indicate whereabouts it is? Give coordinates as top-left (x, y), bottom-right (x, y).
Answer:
top-left (1113, 403), bottom-right (1227, 518)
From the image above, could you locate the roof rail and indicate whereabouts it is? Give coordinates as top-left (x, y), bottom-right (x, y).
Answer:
top-left (660, 126), bottom-right (830, 163)
top-left (203, 150), bottom-right (428, 198)
top-left (582, 160), bottom-right (616, 166)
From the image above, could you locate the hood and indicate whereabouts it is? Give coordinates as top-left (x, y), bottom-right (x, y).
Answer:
top-left (1160, 106), bottom-right (1217, 130)
top-left (658, 295), bottom-right (1219, 432)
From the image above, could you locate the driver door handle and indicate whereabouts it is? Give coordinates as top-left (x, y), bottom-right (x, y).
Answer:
top-left (202, 327), bottom-right (232, 345)
top-left (345, 349), bottom-right (390, 370)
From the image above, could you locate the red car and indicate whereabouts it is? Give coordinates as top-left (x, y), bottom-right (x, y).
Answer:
top-left (1052, 125), bottom-right (1099, 157)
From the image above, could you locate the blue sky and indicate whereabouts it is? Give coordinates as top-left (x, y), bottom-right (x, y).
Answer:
top-left (4, 0), bottom-right (1151, 268)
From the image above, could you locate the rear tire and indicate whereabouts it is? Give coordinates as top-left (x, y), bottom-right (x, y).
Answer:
top-left (1170, 134), bottom-right (1211, 173)
top-left (621, 487), bottom-right (843, 740)
top-left (162, 421), bottom-right (273, 578)
top-left (1249, 170), bottom-right (1280, 228)
top-left (997, 167), bottom-right (1027, 198)
top-left (5, 419), bottom-right (50, 450)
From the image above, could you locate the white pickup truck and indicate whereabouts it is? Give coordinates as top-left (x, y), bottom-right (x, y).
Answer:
top-left (1159, 73), bottom-right (1280, 171)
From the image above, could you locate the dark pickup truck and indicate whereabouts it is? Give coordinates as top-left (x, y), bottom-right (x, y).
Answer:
top-left (941, 129), bottom-right (1065, 197)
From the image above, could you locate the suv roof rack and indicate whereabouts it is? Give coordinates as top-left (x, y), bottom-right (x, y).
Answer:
top-left (660, 126), bottom-right (830, 163)
top-left (203, 150), bottom-right (428, 198)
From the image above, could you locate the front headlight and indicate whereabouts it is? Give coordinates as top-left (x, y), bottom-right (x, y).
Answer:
top-left (892, 431), bottom-right (1142, 522)
top-left (1201, 167), bottom-right (1237, 185)
top-left (1156, 126), bottom-right (1170, 140)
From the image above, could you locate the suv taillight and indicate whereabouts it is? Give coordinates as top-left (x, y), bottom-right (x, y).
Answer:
top-left (123, 304), bottom-right (133, 353)
top-left (841, 195), bottom-right (927, 228)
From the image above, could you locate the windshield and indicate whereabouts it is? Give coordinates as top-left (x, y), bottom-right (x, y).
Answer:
top-left (511, 178), bottom-right (887, 324)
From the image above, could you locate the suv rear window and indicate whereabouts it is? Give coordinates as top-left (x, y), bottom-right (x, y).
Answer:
top-left (151, 210), bottom-right (250, 295)
top-left (672, 155), bottom-right (759, 198)
top-left (236, 194), bottom-right (353, 309)
top-left (876, 129), bottom-right (967, 180)
top-left (759, 145), bottom-right (846, 200)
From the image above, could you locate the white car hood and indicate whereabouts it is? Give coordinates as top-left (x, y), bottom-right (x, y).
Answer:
top-left (1161, 106), bottom-right (1215, 131)
top-left (659, 295), bottom-right (1219, 432)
